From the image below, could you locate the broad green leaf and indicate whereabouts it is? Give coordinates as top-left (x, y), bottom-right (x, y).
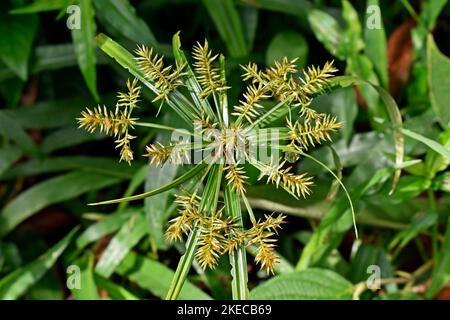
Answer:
top-left (427, 215), bottom-right (450, 298)
top-left (89, 162), bottom-right (207, 205)
top-left (332, 76), bottom-right (404, 193)
top-left (0, 11), bottom-right (38, 79)
top-left (202, 0), bottom-right (247, 57)
top-left (266, 31), bottom-right (308, 70)
top-left (250, 268), bottom-right (353, 299)
top-left (2, 156), bottom-right (137, 180)
top-left (402, 128), bottom-right (450, 161)
top-left (389, 212), bottom-right (438, 251)
top-left (296, 169), bottom-right (390, 270)
top-left (240, 6), bottom-right (258, 51)
top-left (0, 77), bottom-right (25, 107)
top-left (116, 253), bottom-right (212, 300)
top-left (0, 228), bottom-right (77, 300)
top-left (239, 0), bottom-right (312, 18)
top-left (364, 0), bottom-right (388, 88)
top-left (348, 245), bottom-right (394, 285)
top-left (117, 165), bottom-right (148, 212)
top-left (421, 0), bottom-right (448, 31)
top-left (75, 210), bottom-right (135, 251)
top-left (95, 213), bottom-right (148, 278)
top-left (145, 161), bottom-right (178, 249)
top-left (71, 0), bottom-right (99, 101)
top-left (0, 145), bottom-right (22, 176)
top-left (10, 0), bottom-right (74, 14)
top-left (424, 126), bottom-right (450, 178)
top-left (0, 242), bottom-right (21, 274)
top-left (94, 274), bottom-right (138, 300)
top-left (71, 253), bottom-right (100, 300)
top-left (41, 126), bottom-right (106, 154)
top-left (0, 171), bottom-right (123, 238)
top-left (311, 87), bottom-right (357, 144)
top-left (1, 96), bottom-right (98, 129)
top-left (308, 10), bottom-right (346, 60)
top-left (0, 111), bottom-right (39, 156)
top-left (94, 0), bottom-right (158, 47)
top-left (428, 34), bottom-right (450, 128)
top-left (342, 0), bottom-right (364, 55)
top-left (0, 43), bottom-right (107, 81)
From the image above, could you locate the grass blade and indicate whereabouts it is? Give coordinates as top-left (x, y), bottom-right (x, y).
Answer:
top-left (202, 0), bottom-right (247, 57)
top-left (95, 212), bottom-right (148, 278)
top-left (71, 0), bottom-right (99, 101)
top-left (0, 227), bottom-right (78, 299)
top-left (89, 162), bottom-right (207, 205)
top-left (0, 171), bottom-right (123, 238)
top-left (117, 253), bottom-right (211, 300)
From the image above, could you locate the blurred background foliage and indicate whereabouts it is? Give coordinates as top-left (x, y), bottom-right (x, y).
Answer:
top-left (0, 0), bottom-right (450, 300)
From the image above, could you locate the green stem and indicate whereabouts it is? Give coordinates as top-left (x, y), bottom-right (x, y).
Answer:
top-left (428, 189), bottom-right (439, 260)
top-left (224, 186), bottom-right (249, 300)
top-left (165, 164), bottom-right (223, 300)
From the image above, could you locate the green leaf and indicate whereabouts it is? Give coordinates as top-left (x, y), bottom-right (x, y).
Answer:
top-left (421, 0), bottom-right (448, 31)
top-left (0, 111), bottom-right (39, 156)
top-left (364, 0), bottom-right (388, 88)
top-left (250, 268), bottom-right (353, 299)
top-left (145, 161), bottom-right (178, 249)
top-left (427, 215), bottom-right (450, 298)
top-left (308, 10), bottom-right (346, 60)
top-left (10, 0), bottom-right (74, 14)
top-left (0, 145), bottom-right (22, 176)
top-left (427, 34), bottom-right (450, 128)
top-left (240, 6), bottom-right (258, 51)
top-left (296, 169), bottom-right (390, 270)
top-left (71, 253), bottom-right (100, 300)
top-left (332, 76), bottom-right (404, 193)
top-left (94, 274), bottom-right (139, 300)
top-left (389, 212), bottom-right (438, 251)
top-left (0, 11), bottom-right (38, 79)
top-left (402, 128), bottom-right (450, 161)
top-left (424, 126), bottom-right (450, 178)
top-left (239, 0), bottom-right (312, 18)
top-left (0, 171), bottom-right (123, 238)
top-left (266, 31), bottom-right (308, 70)
top-left (2, 156), bottom-right (137, 180)
top-left (41, 126), bottom-right (106, 154)
top-left (94, 0), bottom-right (158, 47)
top-left (71, 0), bottom-right (99, 101)
top-left (348, 245), bottom-right (394, 285)
top-left (0, 228), bottom-right (78, 300)
top-left (116, 253), bottom-right (212, 300)
top-left (95, 213), bottom-right (148, 278)
top-left (89, 162), bottom-right (207, 205)
top-left (75, 210), bottom-right (135, 251)
top-left (202, 0), bottom-right (247, 57)
top-left (342, 0), bottom-right (364, 55)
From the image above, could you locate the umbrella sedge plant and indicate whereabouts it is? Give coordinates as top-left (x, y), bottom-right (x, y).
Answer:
top-left (78, 32), bottom-right (358, 300)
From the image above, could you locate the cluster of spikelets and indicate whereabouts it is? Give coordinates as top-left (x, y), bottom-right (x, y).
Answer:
top-left (77, 79), bottom-right (140, 163)
top-left (77, 37), bottom-right (342, 274)
top-left (166, 192), bottom-right (286, 273)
